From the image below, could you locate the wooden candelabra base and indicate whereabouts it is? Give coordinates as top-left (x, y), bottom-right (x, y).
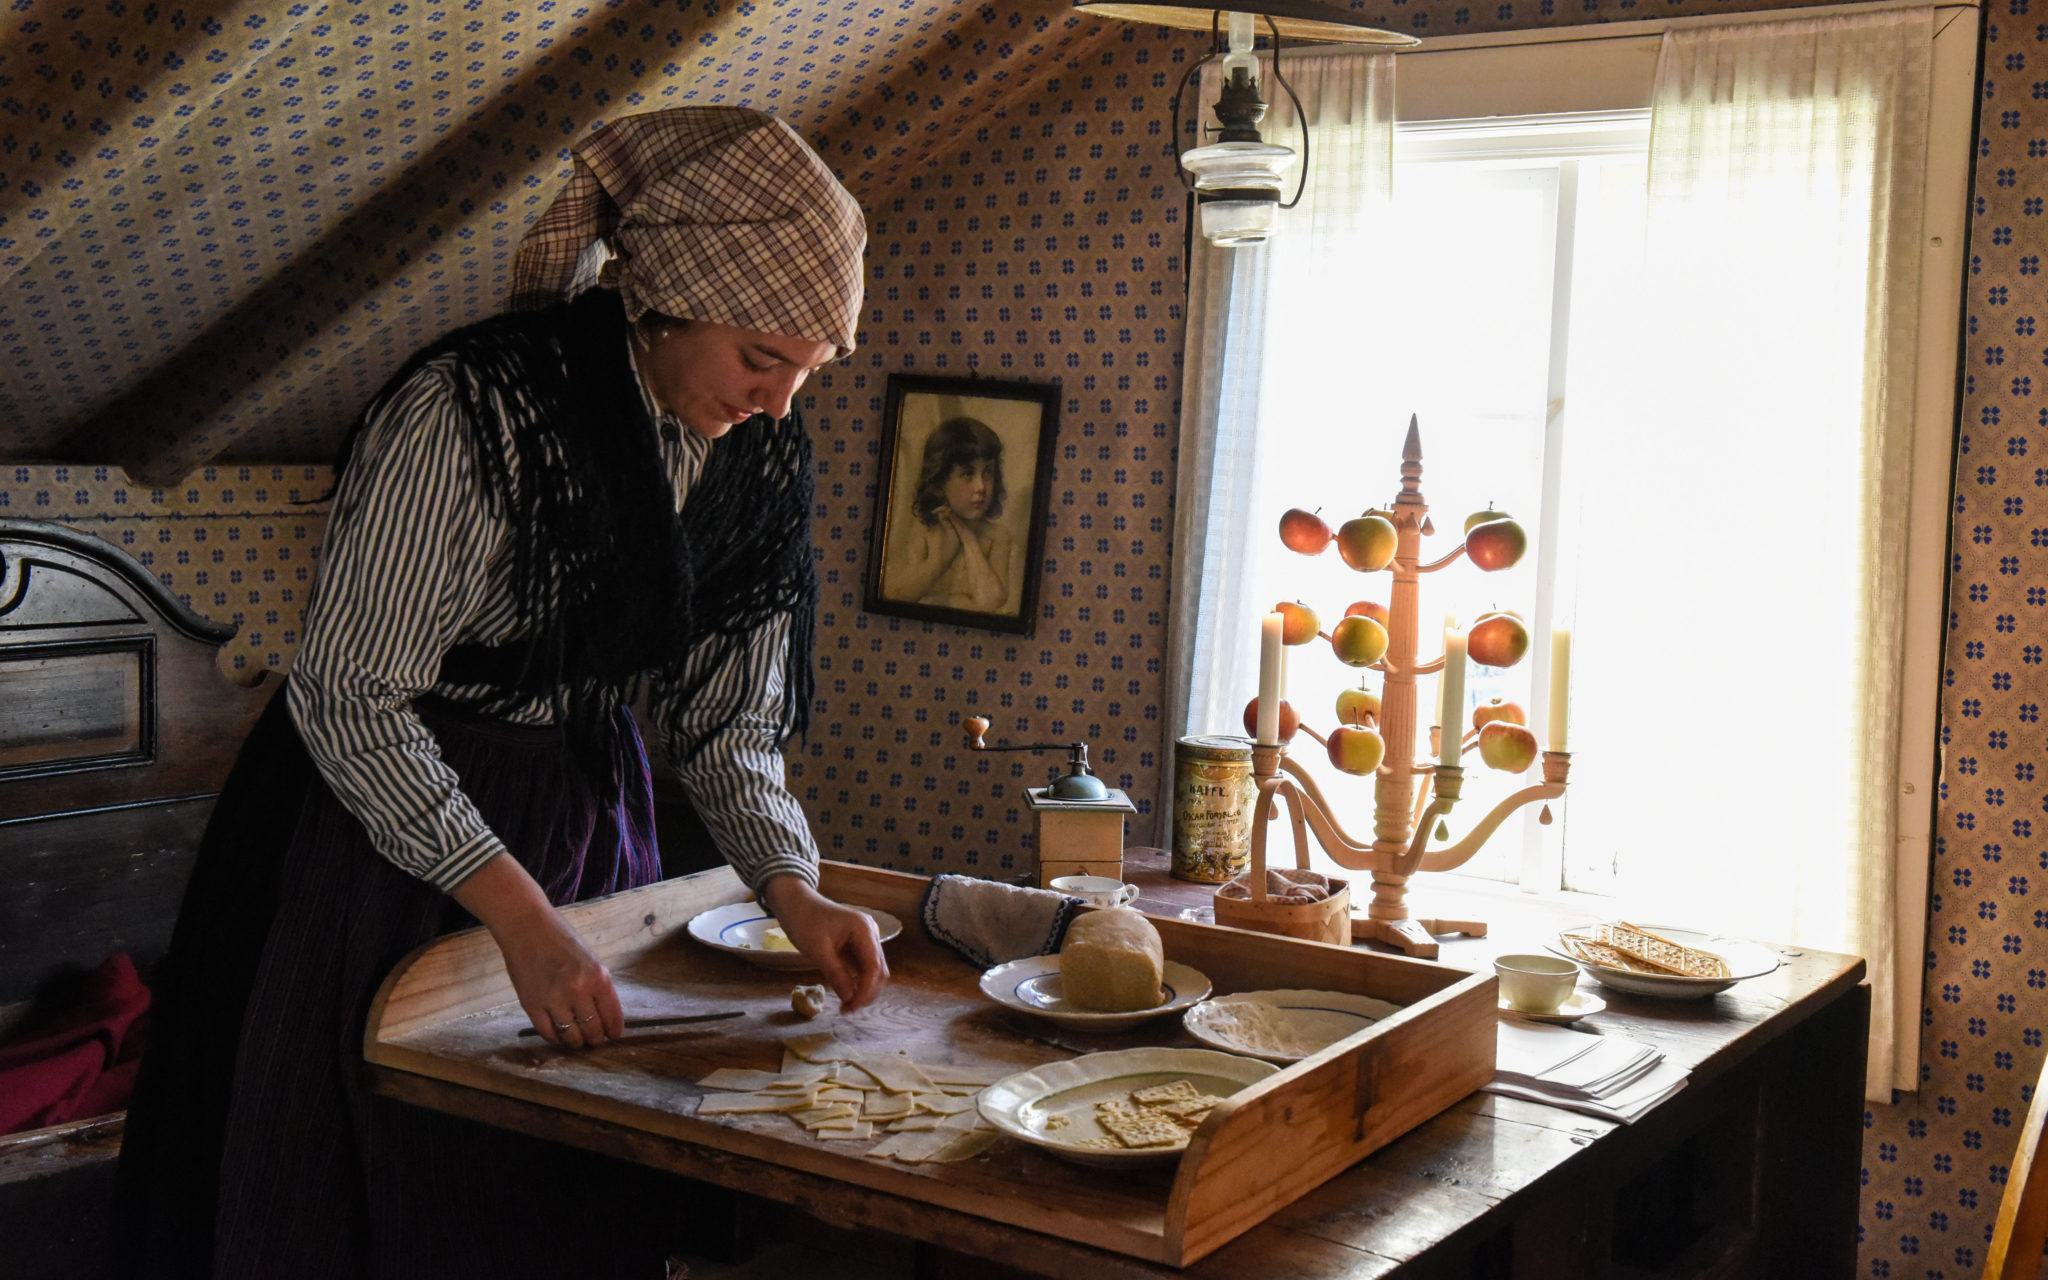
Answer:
top-left (1353, 913), bottom-right (1488, 960)
top-left (1236, 744), bottom-right (1571, 960)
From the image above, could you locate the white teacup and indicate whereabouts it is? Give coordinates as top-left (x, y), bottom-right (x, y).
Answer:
top-left (1050, 875), bottom-right (1139, 908)
top-left (1495, 953), bottom-right (1580, 1014)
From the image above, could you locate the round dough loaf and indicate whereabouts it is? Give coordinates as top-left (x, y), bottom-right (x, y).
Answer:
top-left (1059, 908), bottom-right (1165, 1012)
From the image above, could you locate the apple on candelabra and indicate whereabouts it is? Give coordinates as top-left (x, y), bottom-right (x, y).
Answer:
top-left (1267, 498), bottom-right (1533, 779)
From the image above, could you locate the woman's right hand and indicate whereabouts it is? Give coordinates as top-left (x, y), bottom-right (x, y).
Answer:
top-left (450, 853), bottom-right (624, 1048)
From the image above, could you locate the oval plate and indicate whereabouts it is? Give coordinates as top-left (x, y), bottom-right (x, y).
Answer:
top-left (978, 955), bottom-right (1212, 1032)
top-left (977, 1047), bottom-right (1276, 1168)
top-left (1182, 989), bottom-right (1401, 1064)
top-left (686, 902), bottom-right (902, 971)
top-left (1546, 925), bottom-right (1782, 999)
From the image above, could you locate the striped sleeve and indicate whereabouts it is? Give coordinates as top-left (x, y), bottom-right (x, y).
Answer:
top-left (649, 612), bottom-right (821, 895)
top-left (287, 361), bottom-right (514, 891)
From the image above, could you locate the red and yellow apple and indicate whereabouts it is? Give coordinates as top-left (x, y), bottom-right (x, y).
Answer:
top-left (1466, 610), bottom-right (1530, 668)
top-left (1477, 720), bottom-right (1539, 773)
top-left (1335, 686), bottom-right (1382, 727)
top-left (1274, 601), bottom-right (1320, 645)
top-left (1465, 517), bottom-right (1528, 572)
top-left (1242, 696), bottom-right (1301, 744)
top-left (1279, 507), bottom-right (1334, 555)
top-left (1326, 724), bottom-right (1387, 776)
top-left (1344, 599), bottom-right (1390, 627)
top-left (1330, 614), bottom-right (1390, 668)
top-left (1471, 697), bottom-right (1527, 732)
top-left (1336, 514), bottom-right (1398, 573)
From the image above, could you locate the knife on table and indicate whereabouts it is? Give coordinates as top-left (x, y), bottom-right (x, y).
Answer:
top-left (517, 1010), bottom-right (744, 1038)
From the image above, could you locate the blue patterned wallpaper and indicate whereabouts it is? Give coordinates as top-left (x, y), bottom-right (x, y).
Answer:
top-left (0, 463), bottom-right (329, 675)
top-left (0, 0), bottom-right (2031, 1275)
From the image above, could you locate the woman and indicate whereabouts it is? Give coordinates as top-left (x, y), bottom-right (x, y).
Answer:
top-left (112, 107), bottom-right (885, 1280)
top-left (887, 416), bottom-right (1015, 612)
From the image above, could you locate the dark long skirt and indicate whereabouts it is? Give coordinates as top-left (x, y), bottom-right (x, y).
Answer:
top-left (112, 686), bottom-right (667, 1279)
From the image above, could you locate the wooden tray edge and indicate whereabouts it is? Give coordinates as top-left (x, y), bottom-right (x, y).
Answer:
top-left (1162, 969), bottom-right (1499, 1265)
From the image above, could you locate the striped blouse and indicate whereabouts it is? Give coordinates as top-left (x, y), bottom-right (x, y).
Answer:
top-left (286, 344), bottom-right (819, 896)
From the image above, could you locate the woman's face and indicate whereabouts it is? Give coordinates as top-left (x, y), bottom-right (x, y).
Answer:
top-left (635, 317), bottom-right (836, 438)
top-left (943, 458), bottom-right (997, 521)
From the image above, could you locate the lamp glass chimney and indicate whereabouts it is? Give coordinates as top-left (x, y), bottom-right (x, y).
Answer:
top-left (1181, 10), bottom-right (1297, 247)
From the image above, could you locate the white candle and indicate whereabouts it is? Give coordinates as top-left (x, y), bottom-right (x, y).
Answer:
top-left (1548, 626), bottom-right (1572, 752)
top-left (1257, 612), bottom-right (1284, 745)
top-left (1439, 616), bottom-right (1466, 768)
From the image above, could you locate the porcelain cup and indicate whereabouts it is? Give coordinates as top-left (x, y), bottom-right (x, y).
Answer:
top-left (1495, 953), bottom-right (1580, 1014)
top-left (1050, 875), bottom-right (1139, 908)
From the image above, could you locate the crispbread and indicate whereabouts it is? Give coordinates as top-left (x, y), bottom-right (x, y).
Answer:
top-left (696, 1036), bottom-right (999, 1162)
top-left (1101, 1112), bottom-right (1189, 1149)
top-left (1558, 935), bottom-right (1662, 973)
top-left (1562, 923), bottom-right (1730, 978)
top-left (1131, 1080), bottom-right (1202, 1105)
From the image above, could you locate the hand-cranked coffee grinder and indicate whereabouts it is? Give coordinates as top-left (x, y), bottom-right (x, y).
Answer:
top-left (962, 716), bottom-right (1137, 886)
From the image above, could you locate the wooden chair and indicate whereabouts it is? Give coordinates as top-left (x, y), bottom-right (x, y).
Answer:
top-left (1987, 1049), bottom-right (2048, 1278)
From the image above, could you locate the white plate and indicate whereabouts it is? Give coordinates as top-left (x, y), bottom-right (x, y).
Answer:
top-left (977, 1047), bottom-right (1277, 1167)
top-left (1182, 990), bottom-right (1401, 1064)
top-left (686, 902), bottom-right (903, 970)
top-left (1498, 989), bottom-right (1607, 1023)
top-left (978, 955), bottom-right (1212, 1032)
top-left (1546, 925), bottom-right (1782, 999)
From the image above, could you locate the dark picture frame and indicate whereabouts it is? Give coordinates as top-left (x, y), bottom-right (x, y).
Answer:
top-left (863, 374), bottom-right (1059, 636)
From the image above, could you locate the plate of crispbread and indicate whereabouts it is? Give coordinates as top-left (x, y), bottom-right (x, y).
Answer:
top-left (1548, 922), bottom-right (1781, 998)
top-left (976, 1048), bottom-right (1275, 1167)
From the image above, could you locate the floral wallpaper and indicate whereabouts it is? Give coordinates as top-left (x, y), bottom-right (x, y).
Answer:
top-left (0, 0), bottom-right (2033, 1274)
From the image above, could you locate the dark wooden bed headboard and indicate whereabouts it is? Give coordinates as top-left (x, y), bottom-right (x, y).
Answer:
top-left (0, 518), bottom-right (275, 1006)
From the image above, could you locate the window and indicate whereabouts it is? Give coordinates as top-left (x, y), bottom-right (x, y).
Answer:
top-left (1199, 6), bottom-right (1972, 956)
top-left (1257, 109), bottom-right (1651, 892)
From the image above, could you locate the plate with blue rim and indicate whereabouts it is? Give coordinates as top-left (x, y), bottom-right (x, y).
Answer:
top-left (978, 955), bottom-right (1212, 1032)
top-left (686, 901), bottom-right (902, 971)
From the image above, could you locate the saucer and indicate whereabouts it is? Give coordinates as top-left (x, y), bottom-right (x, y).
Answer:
top-left (1498, 990), bottom-right (1606, 1024)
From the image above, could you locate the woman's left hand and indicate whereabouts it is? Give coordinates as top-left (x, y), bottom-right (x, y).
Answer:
top-left (760, 876), bottom-right (890, 1011)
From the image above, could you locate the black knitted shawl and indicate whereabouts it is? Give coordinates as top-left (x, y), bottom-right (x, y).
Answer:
top-left (332, 286), bottom-right (817, 780)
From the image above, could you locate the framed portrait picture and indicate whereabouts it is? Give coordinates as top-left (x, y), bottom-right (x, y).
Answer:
top-left (863, 373), bottom-right (1059, 635)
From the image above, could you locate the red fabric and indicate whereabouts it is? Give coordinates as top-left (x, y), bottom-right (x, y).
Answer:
top-left (0, 953), bottom-right (151, 1134)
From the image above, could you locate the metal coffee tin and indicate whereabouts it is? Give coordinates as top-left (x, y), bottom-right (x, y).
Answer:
top-left (1172, 734), bottom-right (1257, 883)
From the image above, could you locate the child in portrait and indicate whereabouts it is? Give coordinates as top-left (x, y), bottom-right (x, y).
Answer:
top-left (886, 416), bottom-right (1017, 614)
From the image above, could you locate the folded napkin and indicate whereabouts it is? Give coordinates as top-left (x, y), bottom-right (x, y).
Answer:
top-left (1216, 867), bottom-right (1335, 904)
top-left (919, 874), bottom-right (1082, 969)
top-left (1485, 1022), bottom-right (1688, 1124)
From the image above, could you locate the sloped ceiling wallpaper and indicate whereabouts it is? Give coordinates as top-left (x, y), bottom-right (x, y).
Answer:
top-left (7, 0), bottom-right (1853, 484)
top-left (2, 0), bottom-right (2032, 1277)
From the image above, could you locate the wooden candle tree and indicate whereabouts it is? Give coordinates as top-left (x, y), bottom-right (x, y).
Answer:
top-left (1242, 417), bottom-right (1573, 959)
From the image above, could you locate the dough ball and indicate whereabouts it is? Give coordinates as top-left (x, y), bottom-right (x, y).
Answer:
top-left (790, 984), bottom-right (829, 1019)
top-left (1059, 908), bottom-right (1165, 1012)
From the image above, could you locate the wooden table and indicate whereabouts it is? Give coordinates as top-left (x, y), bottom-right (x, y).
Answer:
top-left (365, 851), bottom-right (1868, 1280)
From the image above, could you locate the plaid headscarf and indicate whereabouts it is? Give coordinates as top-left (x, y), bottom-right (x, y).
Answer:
top-left (508, 107), bottom-right (865, 356)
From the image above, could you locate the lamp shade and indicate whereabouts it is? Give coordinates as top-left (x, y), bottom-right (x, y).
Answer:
top-left (1073, 1), bottom-right (1418, 47)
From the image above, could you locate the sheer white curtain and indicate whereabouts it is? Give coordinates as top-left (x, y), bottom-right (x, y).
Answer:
top-left (1567, 9), bottom-right (1932, 1098)
top-left (1160, 50), bottom-right (1395, 845)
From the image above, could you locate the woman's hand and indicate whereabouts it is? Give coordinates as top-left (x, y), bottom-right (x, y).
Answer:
top-left (761, 876), bottom-right (890, 1012)
top-left (451, 853), bottom-right (624, 1048)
